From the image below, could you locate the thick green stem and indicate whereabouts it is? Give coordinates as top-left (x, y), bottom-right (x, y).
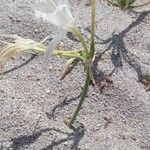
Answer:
top-left (68, 0), bottom-right (96, 127)
top-left (69, 69), bottom-right (91, 127)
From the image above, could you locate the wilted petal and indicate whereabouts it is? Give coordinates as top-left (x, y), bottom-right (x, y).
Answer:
top-left (50, 4), bottom-right (74, 29)
top-left (35, 0), bottom-right (67, 14)
top-left (34, 0), bottom-right (74, 30)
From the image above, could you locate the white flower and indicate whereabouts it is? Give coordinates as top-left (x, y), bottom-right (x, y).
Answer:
top-left (35, 0), bottom-right (75, 30)
top-left (34, 0), bottom-right (87, 67)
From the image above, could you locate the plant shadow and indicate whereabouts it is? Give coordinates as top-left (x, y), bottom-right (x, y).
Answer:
top-left (10, 128), bottom-right (50, 150)
top-left (10, 122), bottom-right (85, 150)
top-left (46, 94), bottom-right (81, 120)
top-left (90, 11), bottom-right (150, 83)
top-left (47, 11), bottom-right (150, 121)
top-left (3, 54), bottom-right (37, 75)
top-left (42, 125), bottom-right (85, 150)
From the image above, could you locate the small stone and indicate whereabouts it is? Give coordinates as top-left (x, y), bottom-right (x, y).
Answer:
top-left (105, 76), bottom-right (113, 84)
top-left (30, 66), bottom-right (35, 69)
top-left (36, 78), bottom-right (40, 81)
top-left (27, 74), bottom-right (32, 78)
top-left (37, 82), bottom-right (41, 85)
top-left (34, 29), bottom-right (39, 33)
top-left (46, 89), bottom-right (50, 94)
top-left (16, 19), bottom-right (21, 23)
top-left (49, 65), bottom-right (53, 71)
top-left (63, 143), bottom-right (68, 146)
top-left (18, 96), bottom-right (21, 99)
top-left (9, 16), bottom-right (13, 20)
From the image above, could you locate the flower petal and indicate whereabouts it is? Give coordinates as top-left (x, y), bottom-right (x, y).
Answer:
top-left (35, 0), bottom-right (56, 14)
top-left (35, 0), bottom-right (74, 29)
top-left (50, 4), bottom-right (74, 29)
top-left (35, 0), bottom-right (65, 13)
top-left (42, 30), bottom-right (67, 68)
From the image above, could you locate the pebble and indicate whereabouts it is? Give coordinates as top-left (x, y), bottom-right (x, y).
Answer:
top-left (36, 78), bottom-right (40, 81)
top-left (30, 66), bottom-right (35, 69)
top-left (34, 29), bottom-right (39, 33)
top-left (27, 74), bottom-right (32, 78)
top-left (37, 81), bottom-right (41, 85)
top-left (49, 65), bottom-right (53, 71)
top-left (46, 89), bottom-right (51, 94)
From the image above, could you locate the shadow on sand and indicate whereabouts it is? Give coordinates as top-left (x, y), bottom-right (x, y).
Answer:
top-left (3, 54), bottom-right (37, 75)
top-left (90, 11), bottom-right (150, 82)
top-left (10, 127), bottom-right (84, 150)
top-left (48, 11), bottom-right (150, 120)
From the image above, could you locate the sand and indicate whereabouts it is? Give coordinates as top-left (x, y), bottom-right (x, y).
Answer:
top-left (0, 0), bottom-right (150, 149)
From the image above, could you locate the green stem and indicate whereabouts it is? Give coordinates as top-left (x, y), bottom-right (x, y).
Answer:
top-left (70, 27), bottom-right (89, 58)
top-left (69, 69), bottom-right (91, 127)
top-left (52, 50), bottom-right (85, 60)
top-left (68, 0), bottom-right (96, 127)
top-left (124, 0), bottom-right (130, 9)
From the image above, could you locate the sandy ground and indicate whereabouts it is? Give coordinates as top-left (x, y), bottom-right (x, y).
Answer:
top-left (0, 0), bottom-right (150, 150)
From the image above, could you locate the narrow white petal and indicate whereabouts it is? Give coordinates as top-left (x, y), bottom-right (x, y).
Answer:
top-left (42, 30), bottom-right (67, 68)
